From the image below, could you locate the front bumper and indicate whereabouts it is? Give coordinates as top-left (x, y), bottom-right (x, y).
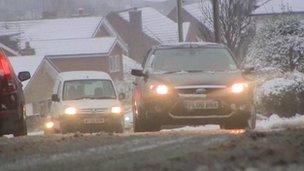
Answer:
top-left (46, 113), bottom-right (122, 132)
top-left (142, 91), bottom-right (251, 124)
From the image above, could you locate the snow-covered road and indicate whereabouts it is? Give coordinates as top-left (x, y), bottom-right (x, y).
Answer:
top-left (1, 115), bottom-right (304, 171)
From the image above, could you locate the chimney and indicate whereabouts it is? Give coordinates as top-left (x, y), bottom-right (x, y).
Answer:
top-left (128, 9), bottom-right (144, 63)
top-left (129, 9), bottom-right (142, 32)
top-left (20, 42), bottom-right (35, 56)
top-left (78, 8), bottom-right (84, 16)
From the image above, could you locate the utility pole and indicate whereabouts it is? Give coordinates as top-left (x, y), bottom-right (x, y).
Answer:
top-left (177, 0), bottom-right (183, 42)
top-left (212, 0), bottom-right (221, 43)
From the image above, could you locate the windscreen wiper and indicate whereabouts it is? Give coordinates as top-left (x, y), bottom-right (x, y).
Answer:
top-left (74, 96), bottom-right (94, 100)
top-left (162, 70), bottom-right (188, 74)
top-left (185, 70), bottom-right (206, 73)
top-left (93, 96), bottom-right (115, 99)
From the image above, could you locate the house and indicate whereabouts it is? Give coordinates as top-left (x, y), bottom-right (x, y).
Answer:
top-left (22, 37), bottom-right (123, 116)
top-left (132, 0), bottom-right (177, 15)
top-left (9, 55), bottom-right (44, 87)
top-left (0, 34), bottom-right (20, 56)
top-left (117, 55), bottom-right (142, 99)
top-left (251, 0), bottom-right (304, 28)
top-left (101, 7), bottom-right (194, 63)
top-left (168, 1), bottom-right (214, 42)
top-left (21, 17), bottom-right (105, 49)
top-left (0, 16), bottom-right (105, 54)
top-left (0, 19), bottom-right (47, 55)
top-left (8, 54), bottom-right (45, 115)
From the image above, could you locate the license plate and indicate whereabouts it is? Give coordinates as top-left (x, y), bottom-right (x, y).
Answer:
top-left (185, 100), bottom-right (219, 110)
top-left (83, 118), bottom-right (104, 124)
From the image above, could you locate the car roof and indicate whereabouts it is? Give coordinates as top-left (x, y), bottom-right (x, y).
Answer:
top-left (154, 42), bottom-right (226, 49)
top-left (58, 71), bottom-right (112, 81)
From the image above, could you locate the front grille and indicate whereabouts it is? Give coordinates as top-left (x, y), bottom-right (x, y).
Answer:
top-left (175, 88), bottom-right (216, 94)
top-left (175, 86), bottom-right (226, 95)
top-left (79, 108), bottom-right (109, 114)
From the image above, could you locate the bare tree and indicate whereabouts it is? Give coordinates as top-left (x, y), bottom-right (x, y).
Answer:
top-left (200, 0), bottom-right (256, 63)
top-left (246, 14), bottom-right (304, 73)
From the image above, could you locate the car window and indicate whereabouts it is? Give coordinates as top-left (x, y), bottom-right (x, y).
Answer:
top-left (62, 80), bottom-right (116, 101)
top-left (150, 48), bottom-right (237, 73)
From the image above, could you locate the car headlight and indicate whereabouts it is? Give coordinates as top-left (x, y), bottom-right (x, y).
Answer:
top-left (231, 83), bottom-right (248, 94)
top-left (45, 121), bottom-right (54, 129)
top-left (64, 107), bottom-right (77, 115)
top-left (111, 106), bottom-right (121, 114)
top-left (156, 85), bottom-right (169, 95)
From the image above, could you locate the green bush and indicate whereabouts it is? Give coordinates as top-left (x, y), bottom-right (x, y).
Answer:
top-left (257, 72), bottom-right (304, 117)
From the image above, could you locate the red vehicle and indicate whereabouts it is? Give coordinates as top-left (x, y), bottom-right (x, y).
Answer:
top-left (0, 49), bottom-right (31, 136)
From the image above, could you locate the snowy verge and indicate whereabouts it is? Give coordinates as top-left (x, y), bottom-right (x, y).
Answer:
top-left (161, 114), bottom-right (304, 132)
top-left (161, 125), bottom-right (220, 132)
top-left (256, 114), bottom-right (304, 130)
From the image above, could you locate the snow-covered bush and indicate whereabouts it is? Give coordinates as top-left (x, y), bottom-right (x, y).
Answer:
top-left (256, 72), bottom-right (304, 117)
top-left (245, 14), bottom-right (304, 72)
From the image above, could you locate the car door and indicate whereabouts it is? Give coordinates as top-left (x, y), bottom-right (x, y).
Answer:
top-left (50, 80), bottom-right (62, 117)
top-left (133, 50), bottom-right (154, 109)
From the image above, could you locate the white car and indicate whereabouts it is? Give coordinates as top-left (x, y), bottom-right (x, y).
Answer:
top-left (44, 71), bottom-right (125, 134)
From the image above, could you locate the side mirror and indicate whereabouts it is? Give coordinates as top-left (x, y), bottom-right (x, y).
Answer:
top-left (131, 69), bottom-right (145, 77)
top-left (242, 67), bottom-right (254, 75)
top-left (118, 93), bottom-right (126, 100)
top-left (51, 94), bottom-right (60, 102)
top-left (18, 71), bottom-right (31, 82)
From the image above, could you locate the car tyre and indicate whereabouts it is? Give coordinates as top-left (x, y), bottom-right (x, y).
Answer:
top-left (44, 129), bottom-right (54, 135)
top-left (13, 117), bottom-right (27, 137)
top-left (221, 106), bottom-right (256, 130)
top-left (134, 111), bottom-right (161, 132)
top-left (60, 123), bottom-right (70, 134)
top-left (108, 122), bottom-right (124, 133)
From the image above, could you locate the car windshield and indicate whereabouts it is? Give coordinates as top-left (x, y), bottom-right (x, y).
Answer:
top-left (62, 79), bottom-right (116, 101)
top-left (150, 48), bottom-right (237, 73)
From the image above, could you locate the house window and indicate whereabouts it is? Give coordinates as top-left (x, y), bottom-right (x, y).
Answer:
top-left (109, 55), bottom-right (121, 72)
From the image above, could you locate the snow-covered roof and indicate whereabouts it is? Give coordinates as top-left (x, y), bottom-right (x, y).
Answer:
top-left (24, 17), bottom-right (103, 41)
top-left (58, 71), bottom-right (112, 81)
top-left (0, 42), bottom-right (19, 56)
top-left (30, 37), bottom-right (117, 57)
top-left (253, 0), bottom-right (304, 15)
top-left (256, 0), bottom-right (271, 6)
top-left (102, 19), bottom-right (129, 53)
top-left (123, 55), bottom-right (142, 82)
top-left (157, 41), bottom-right (222, 48)
top-left (8, 55), bottom-right (44, 87)
top-left (183, 2), bottom-right (214, 31)
top-left (123, 55), bottom-right (142, 74)
top-left (0, 20), bottom-right (43, 37)
top-left (118, 7), bottom-right (180, 43)
top-left (0, 17), bottom-right (103, 49)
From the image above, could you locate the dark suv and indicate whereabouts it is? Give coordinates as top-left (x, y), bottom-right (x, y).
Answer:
top-left (131, 42), bottom-right (256, 132)
top-left (0, 49), bottom-right (31, 136)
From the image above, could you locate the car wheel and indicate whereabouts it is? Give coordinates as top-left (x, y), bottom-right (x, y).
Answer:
top-left (44, 129), bottom-right (55, 135)
top-left (60, 123), bottom-right (69, 134)
top-left (108, 119), bottom-right (124, 133)
top-left (115, 124), bottom-right (124, 133)
top-left (13, 117), bottom-right (27, 137)
top-left (133, 100), bottom-right (161, 132)
top-left (134, 110), bottom-right (145, 132)
top-left (134, 112), bottom-right (161, 132)
top-left (222, 110), bottom-right (255, 130)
